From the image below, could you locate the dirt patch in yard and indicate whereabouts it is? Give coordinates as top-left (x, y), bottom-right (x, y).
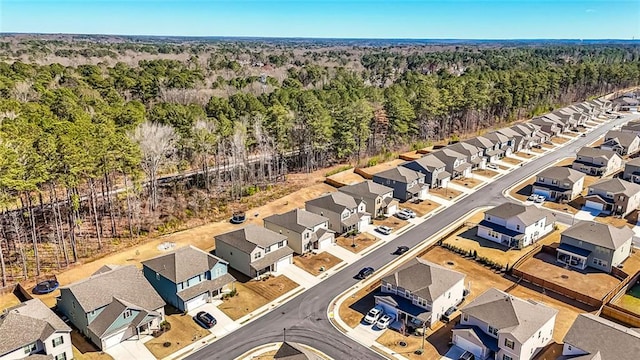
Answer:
top-left (472, 169), bottom-right (499, 178)
top-left (589, 137), bottom-right (605, 147)
top-left (515, 152), bottom-right (536, 158)
top-left (452, 177), bottom-right (484, 189)
top-left (71, 329), bottom-right (113, 360)
top-left (373, 217), bottom-right (410, 231)
top-left (338, 280), bottom-right (381, 328)
top-left (530, 147), bottom-right (546, 154)
top-left (551, 137), bottom-right (570, 144)
top-left (541, 143), bottom-right (555, 150)
top-left (145, 308), bottom-right (210, 359)
top-left (336, 232), bottom-right (380, 253)
top-left (219, 275), bottom-right (299, 320)
top-left (293, 252), bottom-right (342, 276)
top-left (401, 200), bottom-right (441, 217)
top-left (429, 186), bottom-right (463, 200)
top-left (502, 157), bottom-right (523, 165)
top-left (509, 175), bottom-right (536, 202)
top-left (594, 209), bottom-right (639, 228)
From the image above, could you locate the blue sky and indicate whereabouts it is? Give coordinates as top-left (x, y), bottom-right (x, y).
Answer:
top-left (1, 0), bottom-right (639, 39)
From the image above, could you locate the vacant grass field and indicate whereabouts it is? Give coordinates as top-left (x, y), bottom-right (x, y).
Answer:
top-left (145, 309), bottom-right (210, 359)
top-left (293, 252), bottom-right (342, 276)
top-left (336, 233), bottom-right (379, 253)
top-left (219, 276), bottom-right (298, 320)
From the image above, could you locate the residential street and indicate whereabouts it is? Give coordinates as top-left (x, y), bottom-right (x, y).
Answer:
top-left (184, 114), bottom-right (637, 360)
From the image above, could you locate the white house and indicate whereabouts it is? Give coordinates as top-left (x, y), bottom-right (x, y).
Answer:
top-left (477, 203), bottom-right (555, 249)
top-left (453, 288), bottom-right (557, 360)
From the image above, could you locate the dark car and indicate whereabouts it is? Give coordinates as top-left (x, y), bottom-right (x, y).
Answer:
top-left (356, 267), bottom-right (374, 280)
top-left (194, 311), bottom-right (217, 329)
top-left (441, 306), bottom-right (457, 323)
top-left (393, 246), bottom-right (410, 255)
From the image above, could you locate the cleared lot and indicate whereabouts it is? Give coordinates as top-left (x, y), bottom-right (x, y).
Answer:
top-left (218, 275), bottom-right (299, 320)
top-left (336, 233), bottom-right (380, 253)
top-left (293, 252), bottom-right (342, 276)
top-left (429, 186), bottom-right (463, 200)
top-left (451, 177), bottom-right (484, 189)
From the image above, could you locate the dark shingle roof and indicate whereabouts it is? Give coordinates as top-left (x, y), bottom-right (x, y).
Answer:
top-left (537, 166), bottom-right (584, 183)
top-left (589, 178), bottom-right (640, 197)
top-left (215, 224), bottom-right (288, 253)
top-left (339, 180), bottom-right (393, 199)
top-left (264, 208), bottom-right (329, 233)
top-left (142, 245), bottom-right (226, 283)
top-left (305, 192), bottom-right (359, 213)
top-left (603, 130), bottom-right (639, 148)
top-left (562, 314), bottom-right (640, 360)
top-left (381, 258), bottom-right (465, 301)
top-left (374, 166), bottom-right (424, 183)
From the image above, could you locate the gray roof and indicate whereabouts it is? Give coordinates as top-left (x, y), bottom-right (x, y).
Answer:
top-left (562, 314), bottom-right (640, 360)
top-left (0, 299), bottom-right (71, 356)
top-left (576, 147), bottom-right (620, 162)
top-left (215, 224), bottom-right (288, 253)
top-left (497, 127), bottom-right (521, 138)
top-left (537, 166), bottom-right (585, 184)
top-left (381, 258), bottom-right (465, 302)
top-left (176, 273), bottom-right (236, 302)
top-left (460, 288), bottom-right (558, 343)
top-left (484, 131), bottom-right (510, 144)
top-left (339, 180), bottom-right (394, 199)
top-left (485, 202), bottom-right (555, 227)
top-left (274, 341), bottom-right (322, 360)
top-left (305, 192), bottom-right (360, 213)
top-left (142, 245), bottom-right (227, 284)
top-left (250, 246), bottom-right (294, 271)
top-left (464, 136), bottom-right (495, 150)
top-left (374, 166), bottom-right (424, 183)
top-left (447, 142), bottom-right (481, 157)
top-left (531, 117), bottom-right (561, 127)
top-left (603, 130), bottom-right (639, 148)
top-left (626, 157), bottom-right (640, 167)
top-left (613, 97), bottom-right (640, 106)
top-left (403, 154), bottom-right (446, 172)
top-left (264, 208), bottom-right (329, 234)
top-left (60, 264), bottom-right (165, 313)
top-left (87, 297), bottom-right (159, 337)
top-left (432, 148), bottom-right (467, 163)
top-left (589, 178), bottom-right (640, 197)
top-left (561, 221), bottom-right (634, 250)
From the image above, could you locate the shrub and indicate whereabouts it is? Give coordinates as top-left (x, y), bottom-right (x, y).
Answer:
top-left (163, 342), bottom-right (171, 348)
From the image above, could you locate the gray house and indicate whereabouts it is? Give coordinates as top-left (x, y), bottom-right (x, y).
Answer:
top-left (432, 148), bottom-right (472, 179)
top-left (623, 157), bottom-right (640, 184)
top-left (532, 166), bottom-right (585, 201)
top-left (401, 154), bottom-right (451, 190)
top-left (613, 96), bottom-right (639, 112)
top-left (339, 180), bottom-right (398, 218)
top-left (600, 130), bottom-right (640, 156)
top-left (447, 142), bottom-right (487, 170)
top-left (214, 225), bottom-right (294, 278)
top-left (0, 299), bottom-right (73, 360)
top-left (305, 192), bottom-right (371, 234)
top-left (562, 313), bottom-right (640, 360)
top-left (142, 246), bottom-right (236, 312)
top-left (572, 147), bottom-right (623, 176)
top-left (57, 265), bottom-right (165, 350)
top-left (463, 136), bottom-right (505, 163)
top-left (530, 117), bottom-right (561, 136)
top-left (372, 167), bottom-right (428, 202)
top-left (556, 221), bottom-right (634, 273)
top-left (497, 127), bottom-right (527, 152)
top-left (263, 208), bottom-right (335, 254)
top-left (621, 120), bottom-right (640, 136)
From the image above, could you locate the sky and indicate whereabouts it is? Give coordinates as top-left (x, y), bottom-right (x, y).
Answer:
top-left (1, 0), bottom-right (639, 39)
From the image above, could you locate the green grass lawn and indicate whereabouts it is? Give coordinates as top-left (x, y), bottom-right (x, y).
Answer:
top-left (617, 283), bottom-right (640, 313)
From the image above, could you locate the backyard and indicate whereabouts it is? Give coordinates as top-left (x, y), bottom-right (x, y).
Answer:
top-left (336, 232), bottom-right (380, 253)
top-left (614, 282), bottom-right (640, 313)
top-left (218, 275), bottom-right (299, 320)
top-left (145, 307), bottom-right (210, 359)
top-left (293, 252), bottom-right (342, 276)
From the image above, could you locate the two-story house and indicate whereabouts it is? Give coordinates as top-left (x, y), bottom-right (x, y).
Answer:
top-left (477, 202), bottom-right (555, 249)
top-left (263, 208), bottom-right (335, 254)
top-left (483, 132), bottom-right (514, 155)
top-left (305, 192), bottom-right (371, 234)
top-left (0, 299), bottom-right (73, 360)
top-left (372, 167), bottom-right (428, 202)
top-left (620, 120), bottom-right (640, 136)
top-left (142, 246), bottom-right (236, 312)
top-left (57, 265), bottom-right (165, 350)
top-left (532, 166), bottom-right (585, 202)
top-left (464, 136), bottom-right (505, 163)
top-left (339, 180), bottom-right (398, 217)
top-left (600, 130), bottom-right (640, 156)
top-left (401, 155), bottom-right (451, 190)
top-left (432, 148), bottom-right (472, 179)
top-left (623, 157), bottom-right (640, 184)
top-left (452, 288), bottom-right (558, 360)
top-left (530, 117), bottom-right (561, 137)
top-left (214, 225), bottom-right (294, 278)
top-left (545, 111), bottom-right (577, 131)
top-left (613, 97), bottom-right (639, 112)
top-left (562, 313), bottom-right (639, 360)
top-left (556, 221), bottom-right (634, 273)
top-left (571, 147), bottom-right (623, 176)
top-left (584, 178), bottom-right (640, 217)
top-left (509, 124), bottom-right (544, 149)
top-left (375, 258), bottom-right (466, 329)
top-left (497, 128), bottom-right (527, 153)
top-left (447, 142), bottom-right (487, 170)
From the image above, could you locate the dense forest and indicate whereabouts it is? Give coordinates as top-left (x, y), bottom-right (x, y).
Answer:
top-left (0, 37), bottom-right (639, 286)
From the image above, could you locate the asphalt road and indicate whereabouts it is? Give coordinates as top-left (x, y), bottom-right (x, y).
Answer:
top-left (185, 114), bottom-right (636, 360)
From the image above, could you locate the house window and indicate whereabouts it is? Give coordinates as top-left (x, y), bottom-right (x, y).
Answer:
top-left (462, 314), bottom-right (468, 322)
top-left (504, 338), bottom-right (515, 349)
top-left (552, 180), bottom-right (558, 185)
top-left (448, 292), bottom-right (451, 299)
top-left (123, 309), bottom-right (133, 319)
top-left (254, 252), bottom-right (262, 260)
top-left (305, 232), bottom-right (310, 239)
top-left (265, 246), bottom-right (271, 254)
top-left (516, 225), bottom-right (520, 231)
top-left (23, 343), bottom-right (37, 354)
top-left (55, 353), bottom-right (67, 360)
top-left (488, 325), bottom-right (498, 336)
top-left (538, 330), bottom-right (541, 338)
top-left (405, 290), bottom-right (411, 298)
top-left (278, 241), bottom-right (285, 247)
top-left (503, 355), bottom-right (513, 360)
top-left (487, 216), bottom-right (491, 221)
top-left (53, 335), bottom-right (64, 347)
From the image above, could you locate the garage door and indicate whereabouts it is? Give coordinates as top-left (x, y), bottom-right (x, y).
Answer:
top-left (358, 215), bottom-right (371, 230)
top-left (533, 189), bottom-right (551, 199)
top-left (386, 204), bottom-right (397, 215)
top-left (375, 300), bottom-right (398, 318)
top-left (185, 292), bottom-right (208, 311)
top-left (276, 256), bottom-right (291, 271)
top-left (454, 335), bottom-right (484, 359)
top-left (318, 236), bottom-right (332, 250)
top-left (585, 200), bottom-right (604, 211)
top-left (102, 329), bottom-right (128, 349)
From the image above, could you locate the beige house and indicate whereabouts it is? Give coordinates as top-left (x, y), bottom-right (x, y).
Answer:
top-left (263, 209), bottom-right (335, 254)
top-left (339, 180), bottom-right (398, 218)
top-left (305, 192), bottom-right (371, 234)
top-left (532, 166), bottom-right (585, 201)
top-left (571, 147), bottom-right (623, 176)
top-left (584, 178), bottom-right (640, 217)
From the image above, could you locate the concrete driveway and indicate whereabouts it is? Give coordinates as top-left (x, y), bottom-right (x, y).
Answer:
top-left (188, 301), bottom-right (239, 338)
top-left (104, 335), bottom-right (156, 360)
top-left (441, 345), bottom-right (466, 360)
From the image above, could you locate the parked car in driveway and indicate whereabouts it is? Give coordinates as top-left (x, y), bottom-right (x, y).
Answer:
top-left (356, 267), bottom-right (374, 279)
top-left (194, 311), bottom-right (217, 329)
top-left (534, 195), bottom-right (545, 203)
top-left (375, 314), bottom-right (395, 329)
top-left (363, 306), bottom-right (384, 324)
top-left (528, 194), bottom-right (538, 201)
top-left (487, 163), bottom-right (499, 170)
top-left (395, 211), bottom-right (411, 220)
top-left (393, 246), bottom-right (410, 255)
top-left (375, 225), bottom-right (392, 235)
top-left (400, 208), bottom-right (416, 218)
top-left (441, 306), bottom-right (457, 323)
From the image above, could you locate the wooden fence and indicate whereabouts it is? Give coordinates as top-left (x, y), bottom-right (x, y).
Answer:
top-left (601, 303), bottom-right (640, 328)
top-left (354, 167), bottom-right (373, 179)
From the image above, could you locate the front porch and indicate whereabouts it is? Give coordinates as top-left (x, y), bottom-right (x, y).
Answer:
top-left (556, 243), bottom-right (590, 270)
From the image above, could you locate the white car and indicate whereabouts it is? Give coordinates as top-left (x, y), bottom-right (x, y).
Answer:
top-left (375, 225), bottom-right (392, 235)
top-left (400, 208), bottom-right (416, 218)
top-left (534, 195), bottom-right (545, 203)
top-left (395, 210), bottom-right (411, 220)
top-left (528, 194), bottom-right (537, 201)
top-left (487, 163), bottom-right (498, 170)
top-left (363, 307), bottom-right (383, 324)
top-left (375, 314), bottom-right (395, 329)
